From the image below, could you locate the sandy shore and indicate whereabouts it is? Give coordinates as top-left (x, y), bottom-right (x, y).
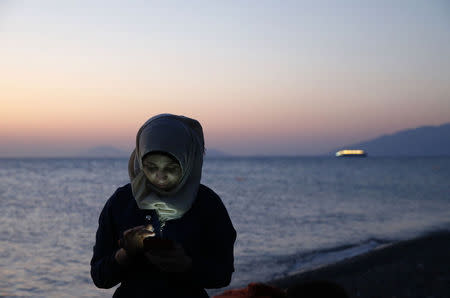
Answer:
top-left (267, 230), bottom-right (450, 298)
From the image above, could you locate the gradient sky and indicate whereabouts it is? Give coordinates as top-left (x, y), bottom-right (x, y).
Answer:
top-left (1, 0), bottom-right (449, 156)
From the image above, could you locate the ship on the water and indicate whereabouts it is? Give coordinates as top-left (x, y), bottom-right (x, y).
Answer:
top-left (336, 149), bottom-right (367, 157)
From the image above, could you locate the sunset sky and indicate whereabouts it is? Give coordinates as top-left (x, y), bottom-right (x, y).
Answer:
top-left (1, 1), bottom-right (449, 156)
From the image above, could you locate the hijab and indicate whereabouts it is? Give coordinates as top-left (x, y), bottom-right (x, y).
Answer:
top-left (128, 114), bottom-right (205, 222)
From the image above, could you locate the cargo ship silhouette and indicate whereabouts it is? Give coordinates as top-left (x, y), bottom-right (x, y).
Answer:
top-left (336, 149), bottom-right (367, 157)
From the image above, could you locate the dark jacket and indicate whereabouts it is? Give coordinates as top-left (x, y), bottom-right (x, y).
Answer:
top-left (90, 183), bottom-right (236, 298)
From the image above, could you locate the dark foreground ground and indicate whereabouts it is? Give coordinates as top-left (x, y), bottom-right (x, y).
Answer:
top-left (267, 230), bottom-right (450, 298)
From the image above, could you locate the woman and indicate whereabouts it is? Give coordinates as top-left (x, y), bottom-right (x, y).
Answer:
top-left (90, 114), bottom-right (236, 297)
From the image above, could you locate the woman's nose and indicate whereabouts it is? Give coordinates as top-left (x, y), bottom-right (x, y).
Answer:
top-left (156, 171), bottom-right (167, 180)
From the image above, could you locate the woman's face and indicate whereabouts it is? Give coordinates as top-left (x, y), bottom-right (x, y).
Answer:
top-left (142, 153), bottom-right (182, 191)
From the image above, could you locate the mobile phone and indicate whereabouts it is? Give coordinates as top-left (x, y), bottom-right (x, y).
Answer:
top-left (143, 237), bottom-right (174, 251)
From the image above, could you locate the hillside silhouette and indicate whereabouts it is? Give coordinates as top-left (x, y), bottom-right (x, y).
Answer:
top-left (332, 123), bottom-right (450, 156)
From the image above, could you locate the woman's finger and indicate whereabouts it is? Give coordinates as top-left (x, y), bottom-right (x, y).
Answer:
top-left (141, 231), bottom-right (156, 238)
top-left (138, 228), bottom-right (155, 237)
top-left (123, 225), bottom-right (145, 236)
top-left (144, 224), bottom-right (154, 232)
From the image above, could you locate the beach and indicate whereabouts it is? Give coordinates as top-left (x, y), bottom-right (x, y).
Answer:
top-left (268, 230), bottom-right (450, 298)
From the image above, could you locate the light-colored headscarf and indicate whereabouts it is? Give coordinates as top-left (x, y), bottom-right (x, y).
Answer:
top-left (128, 114), bottom-right (205, 222)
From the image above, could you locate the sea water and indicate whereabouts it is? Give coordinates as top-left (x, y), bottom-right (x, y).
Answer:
top-left (0, 157), bottom-right (449, 297)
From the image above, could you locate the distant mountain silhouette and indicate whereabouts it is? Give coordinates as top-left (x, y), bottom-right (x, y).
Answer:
top-left (331, 123), bottom-right (450, 156)
top-left (78, 146), bottom-right (129, 158)
top-left (78, 146), bottom-right (229, 158)
top-left (205, 148), bottom-right (229, 157)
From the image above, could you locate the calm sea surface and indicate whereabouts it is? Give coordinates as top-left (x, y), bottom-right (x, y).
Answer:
top-left (1, 157), bottom-right (449, 297)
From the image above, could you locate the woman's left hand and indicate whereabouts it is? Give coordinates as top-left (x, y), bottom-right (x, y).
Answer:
top-left (144, 242), bottom-right (193, 273)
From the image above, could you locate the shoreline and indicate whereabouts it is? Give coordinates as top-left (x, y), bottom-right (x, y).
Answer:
top-left (267, 230), bottom-right (450, 297)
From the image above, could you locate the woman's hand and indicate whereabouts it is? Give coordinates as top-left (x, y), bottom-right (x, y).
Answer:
top-left (119, 225), bottom-right (155, 258)
top-left (115, 248), bottom-right (130, 265)
top-left (144, 242), bottom-right (193, 273)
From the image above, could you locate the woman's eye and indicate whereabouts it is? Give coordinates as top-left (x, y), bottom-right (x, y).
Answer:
top-left (145, 166), bottom-right (158, 172)
top-left (165, 167), bottom-right (180, 173)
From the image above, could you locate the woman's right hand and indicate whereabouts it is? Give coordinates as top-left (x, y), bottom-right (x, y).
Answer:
top-left (119, 225), bottom-right (155, 258)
